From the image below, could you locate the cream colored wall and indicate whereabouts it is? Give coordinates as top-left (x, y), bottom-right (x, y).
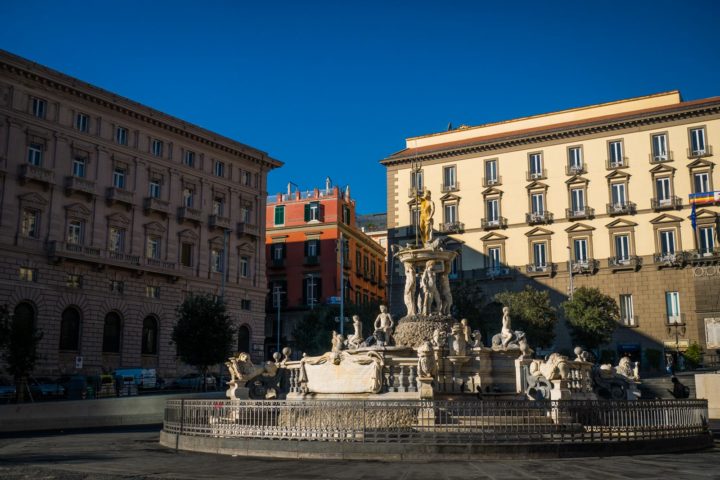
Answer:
top-left (393, 115), bottom-right (720, 270)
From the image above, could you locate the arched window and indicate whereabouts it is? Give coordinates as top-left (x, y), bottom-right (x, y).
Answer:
top-left (237, 325), bottom-right (250, 353)
top-left (13, 301), bottom-right (36, 327)
top-left (59, 307), bottom-right (81, 351)
top-left (102, 312), bottom-right (122, 353)
top-left (141, 316), bottom-right (158, 355)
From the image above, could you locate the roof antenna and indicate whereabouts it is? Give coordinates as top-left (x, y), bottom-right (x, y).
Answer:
top-left (447, 122), bottom-right (453, 131)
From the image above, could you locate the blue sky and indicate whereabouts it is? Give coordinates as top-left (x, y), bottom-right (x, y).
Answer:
top-left (3, 1), bottom-right (720, 214)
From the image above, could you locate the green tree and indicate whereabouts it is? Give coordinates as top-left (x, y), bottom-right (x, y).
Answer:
top-left (172, 294), bottom-right (235, 390)
top-left (561, 287), bottom-right (619, 352)
top-left (494, 286), bottom-right (557, 348)
top-left (450, 279), bottom-right (487, 332)
top-left (0, 304), bottom-right (44, 402)
top-left (684, 341), bottom-right (703, 369)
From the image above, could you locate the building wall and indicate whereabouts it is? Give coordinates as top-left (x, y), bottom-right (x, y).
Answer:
top-left (0, 50), bottom-right (280, 376)
top-left (383, 91), bottom-right (720, 357)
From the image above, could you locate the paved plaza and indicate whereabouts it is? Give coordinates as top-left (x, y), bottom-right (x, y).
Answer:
top-left (0, 428), bottom-right (718, 480)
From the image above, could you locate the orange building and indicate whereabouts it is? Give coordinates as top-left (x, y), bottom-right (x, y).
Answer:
top-left (265, 180), bottom-right (386, 355)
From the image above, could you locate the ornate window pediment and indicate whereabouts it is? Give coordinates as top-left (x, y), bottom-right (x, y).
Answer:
top-left (107, 212), bottom-right (130, 227)
top-left (208, 235), bottom-right (225, 249)
top-left (144, 221), bottom-right (166, 235)
top-left (649, 164), bottom-right (676, 175)
top-left (480, 232), bottom-right (508, 242)
top-left (65, 203), bottom-right (91, 219)
top-left (650, 213), bottom-right (683, 225)
top-left (565, 223), bottom-right (595, 233)
top-left (606, 218), bottom-right (638, 229)
top-left (693, 208), bottom-right (718, 222)
top-left (439, 192), bottom-right (460, 202)
top-left (565, 175), bottom-right (589, 186)
top-left (687, 158), bottom-right (714, 170)
top-left (606, 170), bottom-right (631, 181)
top-left (525, 227), bottom-right (554, 237)
top-left (482, 187), bottom-right (503, 197)
top-left (18, 192), bottom-right (48, 207)
top-left (177, 228), bottom-right (199, 242)
top-left (525, 181), bottom-right (549, 191)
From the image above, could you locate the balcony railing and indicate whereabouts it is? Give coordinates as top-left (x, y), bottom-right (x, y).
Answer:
top-left (687, 145), bottom-right (713, 159)
top-left (687, 248), bottom-right (720, 262)
top-left (20, 163), bottom-right (55, 187)
top-left (606, 158), bottom-right (629, 169)
top-left (608, 256), bottom-right (642, 271)
top-left (566, 207), bottom-right (595, 220)
top-left (407, 186), bottom-right (426, 198)
top-left (209, 214), bottom-right (232, 231)
top-left (651, 196), bottom-right (682, 211)
top-left (438, 221), bottom-right (464, 233)
top-left (64, 176), bottom-right (95, 197)
top-left (49, 241), bottom-right (103, 260)
top-left (526, 169), bottom-right (547, 181)
top-left (482, 176), bottom-right (502, 187)
top-left (653, 252), bottom-right (688, 268)
top-left (236, 222), bottom-right (259, 237)
top-left (606, 202), bottom-right (636, 215)
top-left (525, 263), bottom-right (557, 276)
top-left (565, 164), bottom-right (586, 175)
top-left (481, 217), bottom-right (507, 230)
top-left (441, 182), bottom-right (460, 193)
top-left (107, 251), bottom-right (141, 265)
top-left (649, 151), bottom-right (673, 164)
top-left (106, 187), bottom-right (134, 207)
top-left (144, 257), bottom-right (177, 271)
top-left (144, 197), bottom-right (170, 215)
top-left (178, 206), bottom-right (203, 223)
top-left (570, 259), bottom-right (599, 274)
top-left (526, 211), bottom-right (553, 225)
top-left (666, 313), bottom-right (687, 326)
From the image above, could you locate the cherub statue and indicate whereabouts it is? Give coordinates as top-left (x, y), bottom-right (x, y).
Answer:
top-left (374, 305), bottom-right (394, 345)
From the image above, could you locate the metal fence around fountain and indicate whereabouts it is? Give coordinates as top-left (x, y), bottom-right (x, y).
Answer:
top-left (163, 399), bottom-right (709, 445)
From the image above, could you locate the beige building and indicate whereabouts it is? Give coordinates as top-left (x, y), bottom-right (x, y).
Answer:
top-left (382, 91), bottom-right (720, 364)
top-left (0, 50), bottom-right (281, 377)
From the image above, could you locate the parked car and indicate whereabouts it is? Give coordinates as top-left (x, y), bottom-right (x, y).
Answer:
top-left (58, 375), bottom-right (92, 400)
top-left (0, 376), bottom-right (16, 403)
top-left (113, 368), bottom-right (157, 389)
top-left (29, 377), bottom-right (65, 399)
top-left (173, 373), bottom-right (217, 390)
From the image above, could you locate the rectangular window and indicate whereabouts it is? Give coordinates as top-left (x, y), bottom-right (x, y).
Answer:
top-left (211, 248), bottom-right (224, 273)
top-left (694, 172), bottom-right (710, 193)
top-left (342, 205), bottom-right (350, 224)
top-left (699, 227), bottom-right (715, 254)
top-left (615, 234), bottom-right (630, 261)
top-left (485, 159), bottom-right (498, 183)
top-left (146, 286), bottom-right (160, 298)
top-left (652, 134), bottom-right (668, 161)
top-left (666, 291), bottom-right (681, 323)
top-left (214, 160), bottom-right (225, 177)
top-left (690, 127), bottom-right (706, 155)
top-left (655, 177), bottom-right (672, 202)
top-left (27, 143), bottom-right (43, 166)
top-left (72, 157), bottom-right (86, 178)
top-left (609, 141), bottom-right (624, 166)
top-left (573, 238), bottom-right (588, 263)
top-left (240, 256), bottom-right (249, 277)
top-left (306, 239), bottom-right (319, 257)
top-left (411, 170), bottom-right (423, 190)
top-left (75, 113), bottom-right (89, 133)
top-left (444, 203), bottom-right (457, 224)
top-left (21, 209), bottom-right (39, 238)
top-left (660, 229), bottom-right (676, 255)
top-left (240, 205), bottom-right (251, 223)
top-left (529, 153), bottom-right (543, 176)
top-left (620, 294), bottom-right (635, 326)
top-left (19, 267), bottom-right (37, 282)
top-left (272, 244), bottom-right (284, 261)
top-left (67, 220), bottom-right (84, 245)
top-left (532, 242), bottom-right (547, 267)
top-left (243, 171), bottom-right (252, 186)
top-left (570, 188), bottom-right (585, 213)
top-left (443, 166), bottom-right (456, 188)
top-left (147, 236), bottom-right (161, 259)
top-left (116, 127), bottom-right (128, 145)
top-left (305, 201), bottom-right (321, 221)
top-left (67, 274), bottom-right (82, 288)
top-left (240, 299), bottom-right (251, 310)
top-left (486, 199), bottom-right (499, 222)
top-left (31, 97), bottom-right (46, 118)
top-left (488, 247), bottom-right (501, 269)
top-left (112, 167), bottom-right (126, 189)
top-left (149, 179), bottom-right (161, 199)
top-left (304, 275), bottom-right (320, 305)
top-left (184, 150), bottom-right (195, 167)
top-left (109, 227), bottom-right (125, 253)
top-left (611, 183), bottom-right (626, 206)
top-left (182, 188), bottom-right (194, 207)
top-left (213, 197), bottom-right (225, 216)
top-left (531, 193), bottom-right (545, 214)
top-left (110, 280), bottom-right (124, 294)
top-left (181, 242), bottom-right (193, 267)
top-left (274, 205), bottom-right (285, 225)
top-left (568, 147), bottom-right (583, 169)
top-left (151, 139), bottom-right (163, 157)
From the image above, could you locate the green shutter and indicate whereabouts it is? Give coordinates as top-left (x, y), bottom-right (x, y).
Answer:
top-left (275, 206), bottom-right (284, 225)
top-left (304, 203), bottom-right (311, 222)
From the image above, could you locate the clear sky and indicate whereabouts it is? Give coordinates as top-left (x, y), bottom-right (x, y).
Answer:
top-left (3, 1), bottom-right (719, 214)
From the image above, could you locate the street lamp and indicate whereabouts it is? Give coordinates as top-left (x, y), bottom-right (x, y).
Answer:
top-left (273, 285), bottom-right (285, 354)
top-left (567, 245), bottom-right (574, 299)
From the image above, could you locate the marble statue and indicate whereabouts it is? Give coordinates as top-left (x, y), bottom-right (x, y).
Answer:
top-left (530, 353), bottom-right (571, 381)
top-left (573, 346), bottom-right (594, 363)
top-left (616, 356), bottom-right (639, 380)
top-left (420, 260), bottom-right (441, 315)
top-left (417, 341), bottom-right (437, 377)
top-left (347, 315), bottom-right (363, 350)
top-left (431, 326), bottom-right (447, 349)
top-left (460, 319), bottom-right (471, 344)
top-left (471, 329), bottom-right (482, 348)
top-left (450, 322), bottom-right (466, 356)
top-left (500, 307), bottom-right (512, 348)
top-left (491, 307), bottom-right (526, 350)
top-left (439, 259), bottom-right (453, 315)
top-left (374, 305), bottom-right (394, 345)
top-left (419, 190), bottom-right (435, 246)
top-left (225, 352), bottom-right (281, 399)
top-left (403, 262), bottom-right (417, 317)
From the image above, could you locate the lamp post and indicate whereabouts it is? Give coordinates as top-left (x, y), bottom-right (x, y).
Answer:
top-left (339, 231), bottom-right (345, 337)
top-left (273, 285), bottom-right (284, 354)
top-left (567, 246), bottom-right (574, 299)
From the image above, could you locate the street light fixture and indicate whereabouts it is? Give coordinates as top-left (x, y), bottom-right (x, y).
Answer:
top-left (567, 245), bottom-right (574, 299)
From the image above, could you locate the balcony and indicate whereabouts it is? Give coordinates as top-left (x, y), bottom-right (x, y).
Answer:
top-left (526, 211), bottom-right (553, 225)
top-left (606, 202), bottom-right (636, 216)
top-left (48, 241), bottom-right (103, 264)
top-left (608, 256), bottom-right (642, 271)
top-left (666, 313), bottom-right (686, 326)
top-left (481, 217), bottom-right (508, 230)
top-left (64, 176), bottom-right (95, 198)
top-left (606, 158), bottom-right (628, 169)
top-left (438, 221), bottom-right (465, 233)
top-left (566, 207), bottom-right (595, 220)
top-left (649, 151), bottom-right (673, 164)
top-left (620, 316), bottom-right (640, 328)
top-left (687, 145), bottom-right (713, 159)
top-left (525, 263), bottom-right (557, 277)
top-left (107, 251), bottom-right (141, 266)
top-left (565, 164), bottom-right (586, 176)
top-left (369, 274), bottom-right (378, 285)
top-left (19, 164), bottom-right (55, 188)
top-left (526, 169), bottom-right (547, 181)
top-left (209, 214), bottom-right (232, 231)
top-left (653, 252), bottom-right (688, 268)
top-left (482, 176), bottom-right (502, 187)
top-left (178, 206), bottom-right (202, 224)
top-left (144, 197), bottom-right (170, 216)
top-left (270, 258), bottom-right (285, 269)
top-left (106, 187), bottom-right (134, 208)
top-left (651, 196), bottom-right (682, 211)
top-left (570, 259), bottom-right (599, 274)
top-left (441, 182), bottom-right (460, 193)
top-left (236, 222), bottom-right (259, 238)
top-left (687, 248), bottom-right (720, 262)
top-left (304, 256), bottom-right (319, 266)
top-left (143, 257), bottom-right (178, 273)
top-left (408, 186), bottom-right (426, 198)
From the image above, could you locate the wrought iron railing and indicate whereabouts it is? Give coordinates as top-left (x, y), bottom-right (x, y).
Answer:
top-left (163, 399), bottom-right (709, 444)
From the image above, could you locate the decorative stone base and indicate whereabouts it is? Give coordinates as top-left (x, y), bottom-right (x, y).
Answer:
top-left (394, 314), bottom-right (453, 348)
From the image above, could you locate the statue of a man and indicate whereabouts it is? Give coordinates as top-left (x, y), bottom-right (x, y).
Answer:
top-left (439, 259), bottom-right (453, 315)
top-left (374, 305), bottom-right (394, 344)
top-left (347, 315), bottom-right (363, 349)
top-left (421, 260), bottom-right (441, 315)
top-left (403, 262), bottom-right (417, 317)
top-left (419, 190), bottom-right (435, 246)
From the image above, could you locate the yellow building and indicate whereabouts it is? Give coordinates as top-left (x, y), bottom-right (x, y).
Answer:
top-left (382, 91), bottom-right (720, 365)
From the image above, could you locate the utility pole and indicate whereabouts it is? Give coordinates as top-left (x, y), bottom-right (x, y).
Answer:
top-left (339, 231), bottom-right (345, 337)
top-left (273, 285), bottom-right (284, 354)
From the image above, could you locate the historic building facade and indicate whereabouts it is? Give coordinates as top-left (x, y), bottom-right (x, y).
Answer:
top-left (382, 91), bottom-right (720, 363)
top-left (265, 180), bottom-right (387, 355)
top-left (0, 50), bottom-right (281, 376)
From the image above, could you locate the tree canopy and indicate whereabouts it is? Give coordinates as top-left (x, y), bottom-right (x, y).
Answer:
top-left (0, 304), bottom-right (44, 402)
top-left (561, 287), bottom-right (619, 351)
top-left (494, 286), bottom-right (558, 348)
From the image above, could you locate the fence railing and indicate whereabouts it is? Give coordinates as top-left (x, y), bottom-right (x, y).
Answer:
top-left (163, 399), bottom-right (709, 444)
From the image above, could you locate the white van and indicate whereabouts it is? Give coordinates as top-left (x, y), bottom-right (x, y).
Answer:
top-left (113, 368), bottom-right (157, 389)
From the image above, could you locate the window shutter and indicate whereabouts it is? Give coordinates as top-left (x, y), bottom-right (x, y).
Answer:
top-left (304, 241), bottom-right (309, 256)
top-left (319, 203), bottom-right (325, 221)
top-left (315, 239), bottom-right (321, 255)
top-left (282, 244), bottom-right (286, 259)
top-left (304, 203), bottom-right (311, 221)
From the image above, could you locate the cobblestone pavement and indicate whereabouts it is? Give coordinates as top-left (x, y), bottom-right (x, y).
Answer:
top-left (0, 429), bottom-right (718, 480)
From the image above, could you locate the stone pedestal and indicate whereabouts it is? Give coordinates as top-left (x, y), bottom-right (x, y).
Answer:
top-left (394, 314), bottom-right (453, 348)
top-left (417, 377), bottom-right (434, 400)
